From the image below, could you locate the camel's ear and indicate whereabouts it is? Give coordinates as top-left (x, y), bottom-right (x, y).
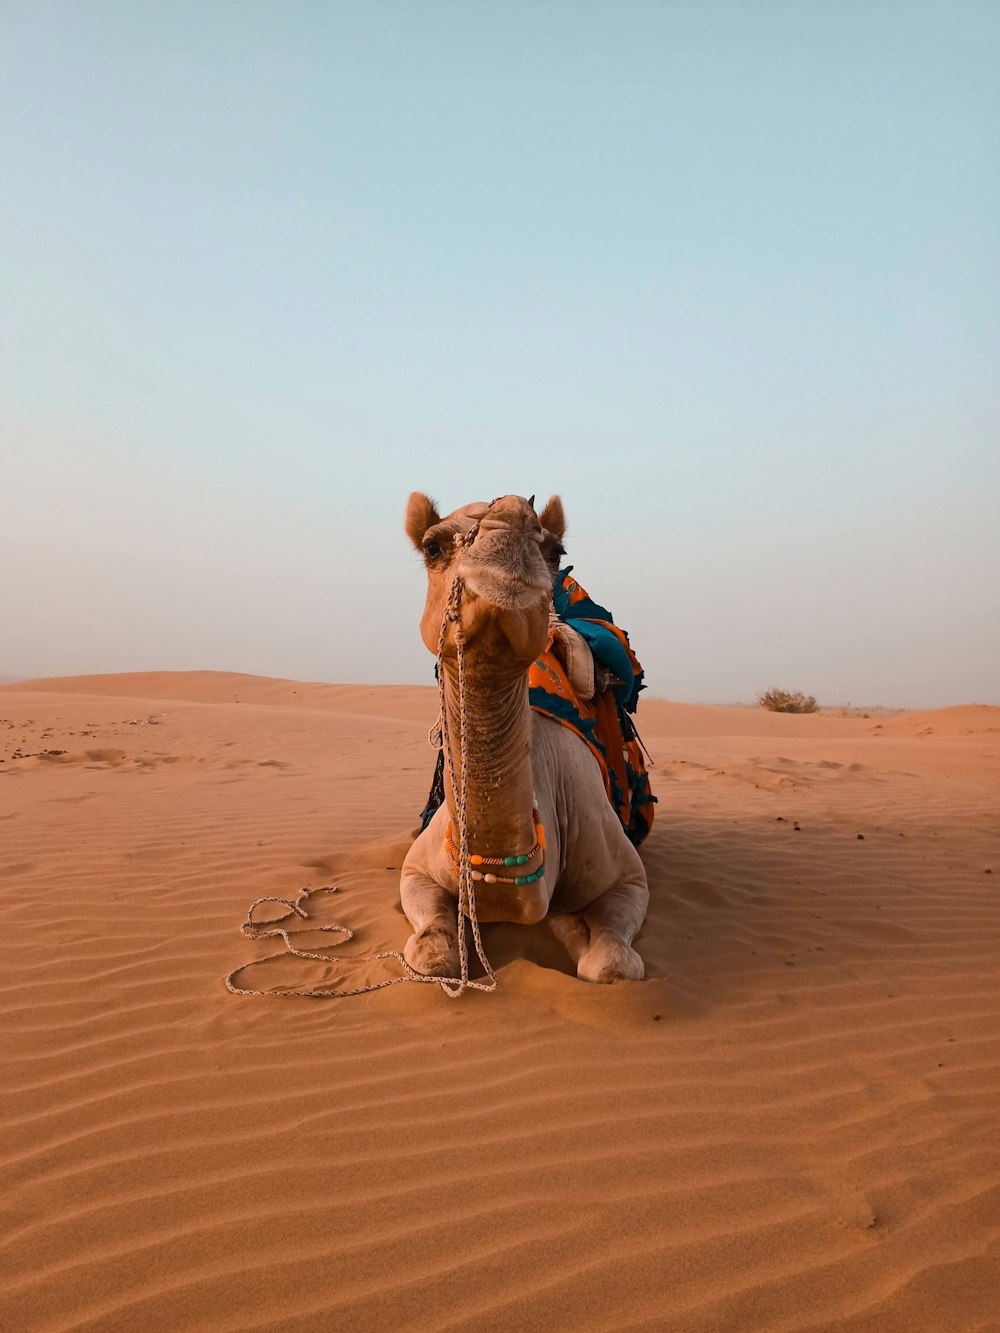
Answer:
top-left (539, 494), bottom-right (566, 542)
top-left (405, 492), bottom-right (441, 550)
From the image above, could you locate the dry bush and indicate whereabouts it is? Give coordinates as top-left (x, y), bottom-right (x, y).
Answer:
top-left (756, 687), bottom-right (819, 714)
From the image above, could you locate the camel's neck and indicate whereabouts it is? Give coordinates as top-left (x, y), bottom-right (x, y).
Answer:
top-left (440, 661), bottom-right (537, 859)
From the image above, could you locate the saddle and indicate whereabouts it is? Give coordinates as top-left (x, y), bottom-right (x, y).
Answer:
top-left (529, 569), bottom-right (655, 846)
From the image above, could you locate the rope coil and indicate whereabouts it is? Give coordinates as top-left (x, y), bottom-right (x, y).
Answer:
top-left (225, 518), bottom-right (498, 999)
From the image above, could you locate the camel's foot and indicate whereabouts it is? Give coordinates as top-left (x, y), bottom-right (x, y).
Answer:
top-left (577, 933), bottom-right (645, 984)
top-left (403, 927), bottom-right (460, 978)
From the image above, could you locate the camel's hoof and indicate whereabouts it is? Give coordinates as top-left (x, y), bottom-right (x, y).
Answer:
top-left (578, 938), bottom-right (645, 984)
top-left (404, 928), bottom-right (459, 978)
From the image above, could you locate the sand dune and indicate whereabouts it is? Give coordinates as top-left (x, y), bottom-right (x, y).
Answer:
top-left (1, 672), bottom-right (998, 1330)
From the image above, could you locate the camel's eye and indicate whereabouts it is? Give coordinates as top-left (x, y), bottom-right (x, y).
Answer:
top-left (422, 540), bottom-right (442, 560)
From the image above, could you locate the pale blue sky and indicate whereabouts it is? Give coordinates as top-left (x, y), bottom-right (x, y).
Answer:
top-left (2, 1), bottom-right (997, 706)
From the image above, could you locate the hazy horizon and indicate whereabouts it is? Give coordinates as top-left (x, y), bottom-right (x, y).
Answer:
top-left (2, 2), bottom-right (998, 709)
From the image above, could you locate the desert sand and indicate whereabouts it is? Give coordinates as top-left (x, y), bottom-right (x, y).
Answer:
top-left (1, 671), bottom-right (998, 1331)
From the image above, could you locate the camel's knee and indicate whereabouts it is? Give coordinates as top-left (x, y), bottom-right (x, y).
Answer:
top-left (583, 881), bottom-right (648, 947)
top-left (574, 879), bottom-right (648, 983)
top-left (577, 933), bottom-right (645, 984)
top-left (404, 925), bottom-right (459, 978)
top-left (400, 868), bottom-right (455, 932)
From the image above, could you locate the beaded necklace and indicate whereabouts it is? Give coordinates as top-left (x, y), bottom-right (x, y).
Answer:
top-left (445, 807), bottom-right (546, 886)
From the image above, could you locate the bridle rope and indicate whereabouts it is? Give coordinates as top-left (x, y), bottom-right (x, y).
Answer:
top-left (431, 516), bottom-right (499, 996)
top-left (225, 514), bottom-right (497, 999)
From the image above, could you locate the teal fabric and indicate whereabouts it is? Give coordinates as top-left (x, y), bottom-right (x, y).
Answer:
top-left (528, 567), bottom-right (656, 846)
top-left (553, 566), bottom-right (644, 712)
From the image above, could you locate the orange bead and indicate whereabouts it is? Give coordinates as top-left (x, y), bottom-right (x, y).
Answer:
top-left (470, 854), bottom-right (484, 865)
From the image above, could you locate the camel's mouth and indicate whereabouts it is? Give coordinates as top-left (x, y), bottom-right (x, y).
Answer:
top-left (462, 566), bottom-right (551, 610)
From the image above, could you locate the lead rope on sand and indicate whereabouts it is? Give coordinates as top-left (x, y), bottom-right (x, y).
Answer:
top-left (225, 522), bottom-right (497, 999)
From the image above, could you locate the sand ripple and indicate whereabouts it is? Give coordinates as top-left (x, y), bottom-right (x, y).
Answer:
top-left (1, 675), bottom-right (998, 1330)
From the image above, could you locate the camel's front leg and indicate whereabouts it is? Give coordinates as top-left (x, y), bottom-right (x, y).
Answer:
top-left (577, 881), bottom-right (649, 983)
top-left (400, 869), bottom-right (460, 978)
top-left (548, 912), bottom-right (591, 965)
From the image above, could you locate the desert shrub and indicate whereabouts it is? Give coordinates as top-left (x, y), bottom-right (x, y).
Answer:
top-left (757, 688), bottom-right (819, 714)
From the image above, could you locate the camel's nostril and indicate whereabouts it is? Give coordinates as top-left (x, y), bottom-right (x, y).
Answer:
top-left (478, 497), bottom-right (544, 538)
top-left (478, 516), bottom-right (543, 542)
top-left (480, 517), bottom-right (517, 535)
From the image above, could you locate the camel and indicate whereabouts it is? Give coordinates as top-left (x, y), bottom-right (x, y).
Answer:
top-left (400, 492), bottom-right (650, 984)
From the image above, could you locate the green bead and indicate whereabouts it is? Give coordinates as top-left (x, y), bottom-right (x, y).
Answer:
top-left (536, 866), bottom-right (545, 877)
top-left (516, 855), bottom-right (528, 865)
top-left (515, 876), bottom-right (526, 885)
top-left (504, 856), bottom-right (517, 866)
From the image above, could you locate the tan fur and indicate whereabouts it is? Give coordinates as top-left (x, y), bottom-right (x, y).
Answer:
top-left (539, 494), bottom-right (566, 543)
top-left (405, 493), bottom-right (441, 550)
top-left (401, 493), bottom-right (649, 983)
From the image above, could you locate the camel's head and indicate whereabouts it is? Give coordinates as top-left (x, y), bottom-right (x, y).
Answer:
top-left (406, 492), bottom-right (567, 669)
